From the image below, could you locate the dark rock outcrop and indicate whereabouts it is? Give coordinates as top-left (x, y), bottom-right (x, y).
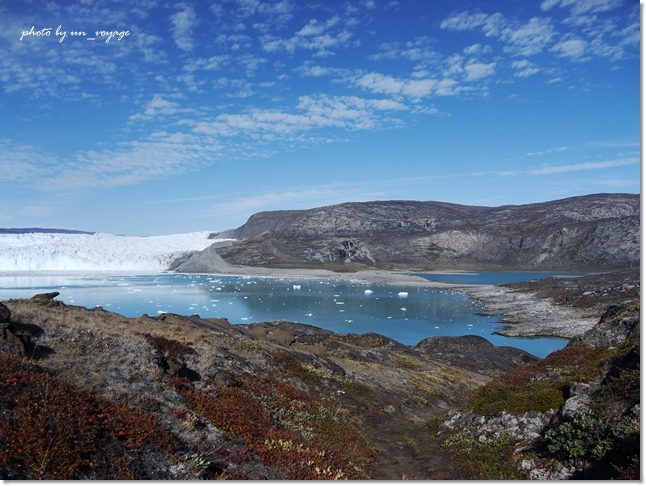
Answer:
top-left (3, 324), bottom-right (44, 357)
top-left (416, 335), bottom-right (539, 377)
top-left (177, 193), bottom-right (639, 272)
top-left (30, 292), bottom-right (60, 301)
top-left (569, 302), bottom-right (640, 349)
top-left (0, 303), bottom-right (10, 323)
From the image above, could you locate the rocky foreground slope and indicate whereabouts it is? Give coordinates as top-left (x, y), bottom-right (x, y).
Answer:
top-left (174, 193), bottom-right (639, 272)
top-left (0, 273), bottom-right (640, 479)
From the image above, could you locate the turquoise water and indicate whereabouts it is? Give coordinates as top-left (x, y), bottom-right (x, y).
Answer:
top-left (413, 272), bottom-right (588, 285)
top-left (0, 273), bottom-right (569, 358)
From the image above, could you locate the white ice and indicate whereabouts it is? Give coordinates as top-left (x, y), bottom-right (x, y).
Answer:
top-left (0, 231), bottom-right (232, 272)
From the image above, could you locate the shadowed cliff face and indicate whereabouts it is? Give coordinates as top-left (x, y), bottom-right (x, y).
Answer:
top-left (178, 193), bottom-right (639, 271)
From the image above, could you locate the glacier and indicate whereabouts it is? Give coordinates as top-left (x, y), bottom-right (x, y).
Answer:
top-left (0, 232), bottom-right (230, 272)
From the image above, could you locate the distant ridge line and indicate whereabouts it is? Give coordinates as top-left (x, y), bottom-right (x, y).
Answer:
top-left (0, 228), bottom-right (95, 235)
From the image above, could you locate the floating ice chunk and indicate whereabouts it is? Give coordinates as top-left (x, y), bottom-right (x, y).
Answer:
top-left (398, 292), bottom-right (408, 297)
top-left (293, 285), bottom-right (301, 289)
top-left (400, 308), bottom-right (407, 311)
top-left (364, 289), bottom-right (374, 294)
top-left (157, 310), bottom-right (167, 314)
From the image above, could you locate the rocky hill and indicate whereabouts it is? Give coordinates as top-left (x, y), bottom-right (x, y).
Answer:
top-left (176, 193), bottom-right (639, 272)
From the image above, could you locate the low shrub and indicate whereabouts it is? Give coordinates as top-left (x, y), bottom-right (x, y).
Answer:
top-left (441, 431), bottom-right (526, 480)
top-left (169, 368), bottom-right (371, 479)
top-left (139, 333), bottom-right (196, 360)
top-left (0, 351), bottom-right (179, 480)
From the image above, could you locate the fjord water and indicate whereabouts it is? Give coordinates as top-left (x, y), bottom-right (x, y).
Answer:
top-left (0, 273), bottom-right (570, 358)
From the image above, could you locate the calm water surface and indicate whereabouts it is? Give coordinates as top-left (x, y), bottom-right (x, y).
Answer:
top-left (0, 273), bottom-right (573, 358)
top-left (413, 271), bottom-right (588, 285)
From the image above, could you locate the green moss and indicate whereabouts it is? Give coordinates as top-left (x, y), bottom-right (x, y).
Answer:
top-left (441, 431), bottom-right (526, 480)
top-left (394, 356), bottom-right (421, 370)
top-left (341, 379), bottom-right (372, 397)
top-left (468, 380), bottom-right (567, 416)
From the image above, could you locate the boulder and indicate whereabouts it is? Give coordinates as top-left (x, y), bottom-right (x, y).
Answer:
top-left (31, 292), bottom-right (60, 301)
top-left (1, 323), bottom-right (44, 356)
top-left (5, 328), bottom-right (32, 356)
top-left (0, 303), bottom-right (10, 323)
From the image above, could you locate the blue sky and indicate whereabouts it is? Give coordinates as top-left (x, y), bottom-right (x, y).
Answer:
top-left (0, 0), bottom-right (640, 235)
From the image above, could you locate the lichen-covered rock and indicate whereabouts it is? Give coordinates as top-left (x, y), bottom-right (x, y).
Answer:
top-left (569, 303), bottom-right (639, 349)
top-left (440, 409), bottom-right (556, 444)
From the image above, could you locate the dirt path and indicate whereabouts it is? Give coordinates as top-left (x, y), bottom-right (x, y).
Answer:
top-left (366, 407), bottom-right (458, 480)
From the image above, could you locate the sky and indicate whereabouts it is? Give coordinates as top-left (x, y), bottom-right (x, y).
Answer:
top-left (0, 0), bottom-right (640, 236)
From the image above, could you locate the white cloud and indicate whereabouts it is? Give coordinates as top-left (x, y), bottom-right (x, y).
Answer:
top-left (550, 36), bottom-right (587, 59)
top-left (463, 43), bottom-right (492, 55)
top-left (0, 140), bottom-right (58, 182)
top-left (261, 15), bottom-right (354, 56)
top-left (464, 62), bottom-right (496, 81)
top-left (511, 59), bottom-right (541, 77)
top-left (297, 17), bottom-right (340, 37)
top-left (370, 37), bottom-right (439, 66)
top-left (355, 72), bottom-right (437, 98)
top-left (540, 0), bottom-right (622, 15)
top-left (188, 94), bottom-right (409, 138)
top-left (0, 132), bottom-right (219, 191)
top-left (588, 36), bottom-right (625, 61)
top-left (128, 95), bottom-right (194, 122)
top-left (527, 158), bottom-right (638, 175)
top-left (442, 12), bottom-right (556, 57)
top-left (474, 157), bottom-right (638, 177)
top-left (42, 132), bottom-right (218, 190)
top-left (501, 17), bottom-right (556, 56)
top-left (183, 56), bottom-right (231, 73)
top-left (435, 78), bottom-right (461, 96)
top-left (443, 54), bottom-right (464, 75)
top-left (214, 77), bottom-right (254, 98)
top-left (441, 11), bottom-right (505, 37)
top-left (170, 5), bottom-right (197, 52)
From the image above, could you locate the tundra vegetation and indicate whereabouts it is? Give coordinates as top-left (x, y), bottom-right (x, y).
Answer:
top-left (0, 273), bottom-right (639, 480)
